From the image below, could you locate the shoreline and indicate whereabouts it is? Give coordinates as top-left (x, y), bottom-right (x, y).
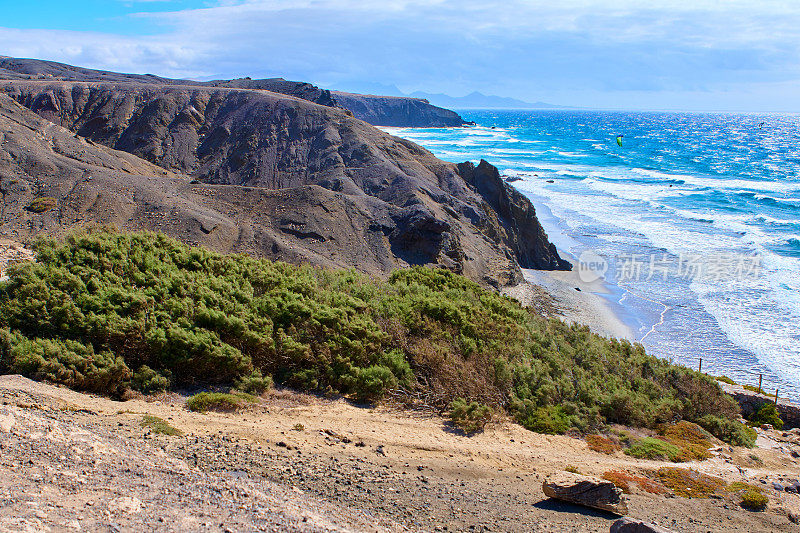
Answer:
top-left (504, 266), bottom-right (635, 341)
top-left (504, 198), bottom-right (641, 342)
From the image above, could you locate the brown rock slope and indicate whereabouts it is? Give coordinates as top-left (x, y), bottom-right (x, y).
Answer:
top-left (0, 56), bottom-right (467, 127)
top-left (0, 63), bottom-right (568, 284)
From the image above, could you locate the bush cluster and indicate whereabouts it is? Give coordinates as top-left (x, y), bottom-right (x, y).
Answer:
top-left (185, 392), bottom-right (255, 412)
top-left (601, 471), bottom-right (666, 495)
top-left (748, 403), bottom-right (784, 430)
top-left (25, 197), bottom-right (58, 213)
top-left (696, 415), bottom-right (756, 448)
top-left (0, 230), bottom-right (744, 436)
top-left (727, 482), bottom-right (768, 511)
top-left (585, 434), bottom-right (622, 455)
top-left (448, 398), bottom-right (492, 433)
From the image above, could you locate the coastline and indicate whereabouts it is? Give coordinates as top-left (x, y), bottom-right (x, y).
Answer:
top-left (502, 197), bottom-right (640, 341)
top-left (503, 264), bottom-right (635, 341)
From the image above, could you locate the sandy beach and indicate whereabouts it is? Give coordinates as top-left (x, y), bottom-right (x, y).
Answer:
top-left (503, 265), bottom-right (635, 341)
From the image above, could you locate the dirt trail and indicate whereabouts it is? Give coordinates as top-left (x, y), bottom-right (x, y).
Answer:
top-left (1, 375), bottom-right (799, 532)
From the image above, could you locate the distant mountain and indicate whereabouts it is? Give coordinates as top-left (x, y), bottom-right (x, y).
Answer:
top-left (409, 91), bottom-right (569, 109)
top-left (330, 82), bottom-right (406, 97)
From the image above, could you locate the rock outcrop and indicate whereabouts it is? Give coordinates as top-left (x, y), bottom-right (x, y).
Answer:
top-left (542, 472), bottom-right (629, 515)
top-left (458, 160), bottom-right (572, 271)
top-left (610, 517), bottom-right (675, 533)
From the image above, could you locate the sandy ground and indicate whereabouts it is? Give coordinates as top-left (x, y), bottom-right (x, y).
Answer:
top-left (0, 238), bottom-right (32, 279)
top-left (503, 267), bottom-right (634, 341)
top-left (2, 375), bottom-right (800, 533)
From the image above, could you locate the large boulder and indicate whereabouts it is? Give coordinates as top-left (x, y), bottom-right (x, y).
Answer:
top-left (542, 472), bottom-right (628, 515)
top-left (610, 517), bottom-right (675, 533)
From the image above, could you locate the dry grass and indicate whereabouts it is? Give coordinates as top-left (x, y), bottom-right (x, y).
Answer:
top-left (656, 467), bottom-right (726, 498)
top-left (140, 415), bottom-right (182, 436)
top-left (602, 470), bottom-right (667, 495)
top-left (658, 421), bottom-right (713, 462)
top-left (586, 434), bottom-right (621, 455)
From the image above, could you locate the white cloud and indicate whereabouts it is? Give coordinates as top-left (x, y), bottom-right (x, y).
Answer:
top-left (1, 0), bottom-right (799, 110)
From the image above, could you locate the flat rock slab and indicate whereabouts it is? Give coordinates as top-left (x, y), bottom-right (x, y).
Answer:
top-left (610, 517), bottom-right (675, 533)
top-left (542, 472), bottom-right (628, 515)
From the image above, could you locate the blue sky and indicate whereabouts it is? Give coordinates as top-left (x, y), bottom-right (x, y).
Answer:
top-left (1, 0), bottom-right (799, 111)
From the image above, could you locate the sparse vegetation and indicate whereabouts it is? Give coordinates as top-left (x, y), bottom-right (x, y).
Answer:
top-left (656, 467), bottom-right (726, 498)
top-left (0, 230), bottom-right (744, 437)
top-left (728, 482), bottom-right (768, 511)
top-left (602, 470), bottom-right (667, 494)
top-left (564, 465), bottom-right (580, 474)
top-left (742, 384), bottom-right (778, 399)
top-left (448, 398), bottom-right (492, 433)
top-left (746, 453), bottom-right (764, 466)
top-left (715, 375), bottom-right (736, 385)
top-left (586, 434), bottom-right (621, 455)
top-left (24, 197), bottom-right (57, 213)
top-left (186, 392), bottom-right (256, 412)
top-left (292, 423), bottom-right (305, 431)
top-left (140, 414), bottom-right (182, 436)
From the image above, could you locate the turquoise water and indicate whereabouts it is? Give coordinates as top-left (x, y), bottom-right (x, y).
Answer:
top-left (382, 110), bottom-right (800, 400)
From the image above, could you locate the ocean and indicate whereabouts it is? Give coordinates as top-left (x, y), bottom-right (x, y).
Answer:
top-left (382, 109), bottom-right (800, 400)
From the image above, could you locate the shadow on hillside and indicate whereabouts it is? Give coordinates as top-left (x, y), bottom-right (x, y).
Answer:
top-left (532, 498), bottom-right (620, 520)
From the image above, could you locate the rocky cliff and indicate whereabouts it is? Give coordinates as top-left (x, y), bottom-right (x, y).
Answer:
top-left (330, 92), bottom-right (468, 127)
top-left (0, 60), bottom-right (569, 286)
top-left (0, 57), bottom-right (468, 127)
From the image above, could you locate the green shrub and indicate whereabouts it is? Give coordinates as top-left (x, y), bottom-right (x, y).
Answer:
top-left (234, 371), bottom-right (273, 395)
top-left (715, 375), bottom-right (736, 385)
top-left (0, 230), bottom-right (744, 434)
top-left (132, 365), bottom-right (170, 394)
top-left (141, 414), bottom-right (182, 436)
top-left (25, 197), bottom-right (57, 213)
top-left (349, 365), bottom-right (398, 403)
top-left (7, 333), bottom-right (129, 396)
top-left (748, 403), bottom-right (784, 430)
top-left (740, 490), bottom-right (768, 511)
top-left (696, 415), bottom-right (756, 448)
top-left (448, 398), bottom-right (492, 433)
top-left (186, 392), bottom-right (255, 412)
top-left (517, 404), bottom-right (571, 435)
top-left (728, 482), bottom-right (768, 511)
top-left (625, 437), bottom-right (682, 461)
